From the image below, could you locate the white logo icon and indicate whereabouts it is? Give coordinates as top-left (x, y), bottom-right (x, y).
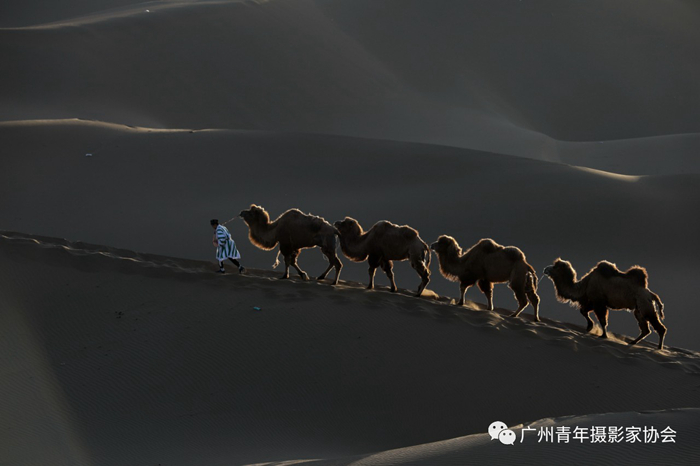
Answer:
top-left (499, 429), bottom-right (516, 445)
top-left (488, 421), bottom-right (508, 441)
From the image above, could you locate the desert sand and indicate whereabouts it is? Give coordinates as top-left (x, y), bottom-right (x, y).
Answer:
top-left (1, 1), bottom-right (699, 465)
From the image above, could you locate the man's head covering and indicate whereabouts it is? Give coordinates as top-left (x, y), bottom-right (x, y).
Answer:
top-left (210, 219), bottom-right (219, 226)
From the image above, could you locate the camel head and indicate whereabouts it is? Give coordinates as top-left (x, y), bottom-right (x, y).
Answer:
top-left (544, 258), bottom-right (577, 283)
top-left (544, 258), bottom-right (581, 304)
top-left (430, 235), bottom-right (462, 256)
top-left (333, 217), bottom-right (362, 237)
top-left (239, 204), bottom-right (270, 226)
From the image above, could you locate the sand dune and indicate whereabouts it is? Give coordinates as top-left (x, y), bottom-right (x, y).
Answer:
top-left (2, 2), bottom-right (699, 464)
top-left (0, 0), bottom-right (149, 27)
top-left (252, 409), bottom-right (700, 465)
top-left (316, 0), bottom-right (700, 141)
top-left (2, 119), bottom-right (698, 351)
top-left (553, 133), bottom-right (700, 175)
top-left (2, 0), bottom-right (699, 165)
top-left (1, 232), bottom-right (699, 465)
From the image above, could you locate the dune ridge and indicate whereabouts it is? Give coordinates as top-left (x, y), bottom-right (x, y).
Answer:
top-left (248, 409), bottom-right (700, 466)
top-left (0, 1), bottom-right (247, 30)
top-left (3, 117), bottom-right (700, 175)
top-left (2, 2), bottom-right (700, 462)
top-left (3, 231), bottom-right (700, 372)
top-left (2, 0), bottom-right (699, 160)
top-left (1, 119), bottom-right (699, 351)
top-left (2, 230), bottom-right (699, 465)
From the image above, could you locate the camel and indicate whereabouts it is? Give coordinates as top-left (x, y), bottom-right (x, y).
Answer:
top-left (430, 236), bottom-right (540, 321)
top-left (239, 205), bottom-right (342, 284)
top-left (333, 217), bottom-right (431, 297)
top-left (543, 259), bottom-right (666, 349)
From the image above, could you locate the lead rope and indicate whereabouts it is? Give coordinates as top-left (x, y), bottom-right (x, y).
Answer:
top-left (221, 216), bottom-right (239, 226)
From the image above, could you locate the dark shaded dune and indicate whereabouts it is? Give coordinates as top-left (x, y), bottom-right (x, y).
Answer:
top-left (1, 120), bottom-right (699, 350)
top-left (2, 3), bottom-right (699, 465)
top-left (1, 0), bottom-right (699, 151)
top-left (554, 133), bottom-right (700, 175)
top-left (318, 0), bottom-right (700, 140)
top-left (0, 1), bottom-right (405, 132)
top-left (258, 409), bottom-right (700, 465)
top-left (0, 0), bottom-right (147, 27)
top-left (1, 232), bottom-right (699, 465)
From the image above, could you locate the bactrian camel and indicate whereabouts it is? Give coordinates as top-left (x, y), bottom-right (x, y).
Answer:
top-left (430, 236), bottom-right (540, 321)
top-left (239, 205), bottom-right (342, 284)
top-left (544, 259), bottom-right (666, 349)
top-left (334, 217), bottom-right (431, 297)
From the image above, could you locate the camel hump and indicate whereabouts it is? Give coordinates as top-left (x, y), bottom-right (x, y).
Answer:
top-left (373, 220), bottom-right (412, 236)
top-left (626, 266), bottom-right (649, 288)
top-left (476, 238), bottom-right (501, 254)
top-left (504, 246), bottom-right (524, 262)
top-left (400, 226), bottom-right (418, 240)
top-left (594, 261), bottom-right (622, 278)
top-left (369, 220), bottom-right (392, 236)
top-left (280, 208), bottom-right (306, 221)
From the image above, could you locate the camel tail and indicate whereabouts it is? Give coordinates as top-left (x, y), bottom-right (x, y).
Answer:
top-left (651, 291), bottom-right (664, 320)
top-left (272, 249), bottom-right (281, 269)
top-left (526, 263), bottom-right (538, 291)
top-left (328, 231), bottom-right (338, 252)
top-left (423, 242), bottom-right (431, 269)
top-left (526, 270), bottom-right (538, 292)
top-left (317, 231), bottom-right (338, 254)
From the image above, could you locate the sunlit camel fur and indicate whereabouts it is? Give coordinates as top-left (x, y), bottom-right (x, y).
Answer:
top-left (430, 236), bottom-right (540, 321)
top-left (239, 205), bottom-right (342, 284)
top-left (333, 217), bottom-right (431, 297)
top-left (544, 259), bottom-right (666, 349)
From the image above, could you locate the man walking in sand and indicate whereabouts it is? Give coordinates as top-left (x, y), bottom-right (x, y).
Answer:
top-left (211, 219), bottom-right (245, 274)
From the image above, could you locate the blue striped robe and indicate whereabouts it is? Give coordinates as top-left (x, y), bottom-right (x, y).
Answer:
top-left (215, 225), bottom-right (240, 261)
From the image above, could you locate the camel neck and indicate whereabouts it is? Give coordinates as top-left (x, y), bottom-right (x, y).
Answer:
top-left (553, 276), bottom-right (585, 301)
top-left (435, 249), bottom-right (463, 279)
top-left (250, 219), bottom-right (279, 249)
top-left (339, 229), bottom-right (368, 261)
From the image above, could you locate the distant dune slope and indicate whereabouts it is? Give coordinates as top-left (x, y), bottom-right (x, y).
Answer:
top-left (316, 0), bottom-right (700, 141)
top-left (1, 120), bottom-right (699, 350)
top-left (1, 232), bottom-right (699, 465)
top-left (0, 0), bottom-right (148, 27)
top-left (255, 409), bottom-right (700, 466)
top-left (1, 0), bottom-right (699, 161)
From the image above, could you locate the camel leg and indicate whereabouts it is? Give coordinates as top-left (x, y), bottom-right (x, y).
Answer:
top-left (289, 250), bottom-right (309, 280)
top-left (367, 255), bottom-right (380, 290)
top-left (630, 310), bottom-right (652, 346)
top-left (511, 290), bottom-right (529, 318)
top-left (317, 234), bottom-right (342, 285)
top-left (652, 322), bottom-right (667, 350)
top-left (317, 248), bottom-right (342, 285)
top-left (527, 288), bottom-right (541, 322)
top-left (457, 282), bottom-right (472, 306)
top-left (279, 250), bottom-right (291, 279)
top-left (316, 262), bottom-right (334, 281)
top-left (648, 311), bottom-right (667, 350)
top-left (477, 280), bottom-right (494, 311)
top-left (580, 306), bottom-right (595, 333)
top-left (381, 260), bottom-right (398, 293)
top-left (637, 296), bottom-right (667, 350)
top-left (509, 277), bottom-right (530, 318)
top-left (524, 273), bottom-right (540, 322)
top-left (412, 256), bottom-right (430, 297)
top-left (329, 253), bottom-right (342, 286)
top-left (316, 249), bottom-right (333, 281)
top-left (594, 306), bottom-right (609, 339)
top-left (367, 267), bottom-right (377, 290)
